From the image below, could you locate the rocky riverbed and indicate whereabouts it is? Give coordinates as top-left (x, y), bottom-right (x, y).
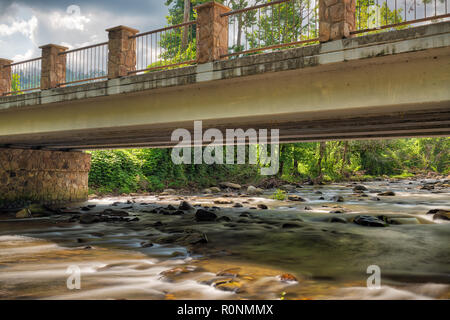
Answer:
top-left (0, 178), bottom-right (449, 300)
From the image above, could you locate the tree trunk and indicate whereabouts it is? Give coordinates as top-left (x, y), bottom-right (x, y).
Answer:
top-left (341, 141), bottom-right (348, 176)
top-left (181, 0), bottom-right (191, 50)
top-left (317, 142), bottom-right (326, 182)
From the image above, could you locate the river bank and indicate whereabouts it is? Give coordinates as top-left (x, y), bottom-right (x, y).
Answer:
top-left (0, 178), bottom-right (449, 299)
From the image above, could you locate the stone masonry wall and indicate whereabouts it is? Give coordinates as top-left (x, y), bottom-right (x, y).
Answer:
top-left (40, 44), bottom-right (68, 89)
top-left (319, 0), bottom-right (356, 42)
top-left (107, 26), bottom-right (139, 78)
top-left (0, 59), bottom-right (13, 96)
top-left (195, 2), bottom-right (231, 64)
top-left (0, 149), bottom-right (91, 208)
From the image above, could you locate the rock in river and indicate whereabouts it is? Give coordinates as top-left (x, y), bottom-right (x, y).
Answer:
top-left (378, 191), bottom-right (396, 196)
top-left (179, 201), bottom-right (194, 211)
top-left (219, 182), bottom-right (241, 190)
top-left (80, 213), bottom-right (100, 224)
top-left (195, 209), bottom-right (217, 222)
top-left (353, 215), bottom-right (387, 227)
top-left (427, 209), bottom-right (450, 221)
top-left (247, 186), bottom-right (264, 195)
top-left (353, 185), bottom-right (368, 192)
top-left (288, 195), bottom-right (306, 202)
top-left (331, 195), bottom-right (344, 202)
top-left (15, 208), bottom-right (31, 219)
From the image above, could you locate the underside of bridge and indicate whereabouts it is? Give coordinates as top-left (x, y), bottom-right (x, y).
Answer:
top-left (0, 22), bottom-right (450, 151)
top-left (0, 22), bottom-right (449, 207)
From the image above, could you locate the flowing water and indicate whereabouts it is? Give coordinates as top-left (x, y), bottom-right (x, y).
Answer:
top-left (0, 179), bottom-right (449, 300)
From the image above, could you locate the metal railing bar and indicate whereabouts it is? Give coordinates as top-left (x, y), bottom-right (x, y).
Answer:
top-left (59, 42), bottom-right (108, 55)
top-left (57, 76), bottom-right (108, 87)
top-left (352, 13), bottom-right (450, 35)
top-left (221, 38), bottom-right (319, 58)
top-left (221, 0), bottom-right (291, 17)
top-left (131, 21), bottom-right (197, 39)
top-left (4, 57), bottom-right (42, 67)
top-left (128, 60), bottom-right (197, 75)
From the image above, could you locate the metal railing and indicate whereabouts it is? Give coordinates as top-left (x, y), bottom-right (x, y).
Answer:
top-left (129, 21), bottom-right (197, 74)
top-left (222, 0), bottom-right (319, 58)
top-left (59, 42), bottom-right (108, 86)
top-left (3, 57), bottom-right (42, 95)
top-left (353, 0), bottom-right (450, 35)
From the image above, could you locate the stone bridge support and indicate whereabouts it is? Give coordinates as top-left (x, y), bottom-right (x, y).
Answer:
top-left (319, 0), bottom-right (356, 42)
top-left (0, 149), bottom-right (91, 209)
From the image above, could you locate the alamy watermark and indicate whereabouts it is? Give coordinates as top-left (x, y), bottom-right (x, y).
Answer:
top-left (367, 265), bottom-right (381, 289)
top-left (171, 121), bottom-right (280, 175)
top-left (66, 265), bottom-right (81, 290)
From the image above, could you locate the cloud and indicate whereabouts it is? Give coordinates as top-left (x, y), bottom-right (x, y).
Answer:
top-left (0, 1), bottom-right (169, 62)
top-left (0, 15), bottom-right (37, 38)
top-left (49, 5), bottom-right (90, 31)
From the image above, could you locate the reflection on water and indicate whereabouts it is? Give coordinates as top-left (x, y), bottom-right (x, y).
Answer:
top-left (0, 180), bottom-right (448, 300)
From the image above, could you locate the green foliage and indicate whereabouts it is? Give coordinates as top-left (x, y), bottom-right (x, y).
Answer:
top-left (88, 138), bottom-right (449, 194)
top-left (88, 150), bottom-right (147, 194)
top-left (272, 189), bottom-right (287, 200)
top-left (11, 74), bottom-right (22, 95)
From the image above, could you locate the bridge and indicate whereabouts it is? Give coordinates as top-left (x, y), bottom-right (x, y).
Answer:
top-left (0, 1), bottom-right (449, 207)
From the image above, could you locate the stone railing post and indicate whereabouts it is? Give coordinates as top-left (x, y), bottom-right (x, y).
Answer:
top-left (319, 0), bottom-right (356, 42)
top-left (0, 59), bottom-right (13, 96)
top-left (195, 1), bottom-right (231, 64)
top-left (106, 26), bottom-right (139, 79)
top-left (39, 44), bottom-right (68, 90)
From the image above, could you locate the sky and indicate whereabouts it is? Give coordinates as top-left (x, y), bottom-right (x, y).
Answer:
top-left (0, 0), bottom-right (169, 61)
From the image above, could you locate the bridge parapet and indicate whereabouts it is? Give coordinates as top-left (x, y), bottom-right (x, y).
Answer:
top-left (0, 0), bottom-right (449, 96)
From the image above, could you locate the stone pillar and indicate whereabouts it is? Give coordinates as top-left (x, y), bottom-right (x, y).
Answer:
top-left (106, 25), bottom-right (139, 79)
top-left (40, 44), bottom-right (68, 89)
top-left (0, 59), bottom-right (13, 96)
top-left (195, 1), bottom-right (231, 64)
top-left (0, 149), bottom-right (91, 209)
top-left (319, 0), bottom-right (356, 42)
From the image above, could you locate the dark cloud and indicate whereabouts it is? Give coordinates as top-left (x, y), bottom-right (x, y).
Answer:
top-left (1, 0), bottom-right (167, 16)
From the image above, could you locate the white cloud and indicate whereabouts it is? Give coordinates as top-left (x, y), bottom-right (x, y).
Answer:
top-left (49, 5), bottom-right (90, 31)
top-left (0, 15), bottom-right (37, 38)
top-left (12, 48), bottom-right (34, 61)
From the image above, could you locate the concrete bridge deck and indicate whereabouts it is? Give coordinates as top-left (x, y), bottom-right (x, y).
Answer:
top-left (0, 22), bottom-right (449, 150)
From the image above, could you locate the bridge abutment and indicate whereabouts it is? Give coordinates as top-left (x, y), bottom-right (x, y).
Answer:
top-left (0, 148), bottom-right (91, 208)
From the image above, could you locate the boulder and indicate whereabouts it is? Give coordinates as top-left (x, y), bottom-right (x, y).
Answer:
top-left (378, 191), bottom-right (396, 196)
top-left (331, 195), bottom-right (344, 202)
top-left (282, 222), bottom-right (304, 229)
top-left (179, 201), bottom-right (194, 211)
top-left (232, 203), bottom-right (243, 208)
top-left (279, 273), bottom-right (298, 282)
top-left (213, 199), bottom-right (233, 205)
top-left (102, 209), bottom-right (129, 217)
top-left (329, 217), bottom-right (347, 223)
top-left (288, 195), bottom-right (306, 202)
top-left (217, 216), bottom-right (232, 222)
top-left (162, 189), bottom-right (176, 195)
top-left (80, 213), bottom-right (100, 224)
top-left (257, 204), bottom-right (268, 210)
top-left (202, 188), bottom-right (212, 194)
top-left (195, 209), bottom-right (217, 222)
top-left (353, 185), bottom-right (368, 192)
top-left (15, 208), bottom-right (31, 219)
top-left (247, 186), bottom-right (263, 195)
top-left (353, 215), bottom-right (387, 227)
top-left (432, 210), bottom-right (450, 221)
top-left (219, 182), bottom-right (242, 190)
top-left (210, 187), bottom-right (221, 193)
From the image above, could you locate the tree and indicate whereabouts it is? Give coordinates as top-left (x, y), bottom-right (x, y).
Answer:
top-left (181, 0), bottom-right (191, 49)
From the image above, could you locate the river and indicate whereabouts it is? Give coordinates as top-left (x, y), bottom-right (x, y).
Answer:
top-left (0, 179), bottom-right (448, 300)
